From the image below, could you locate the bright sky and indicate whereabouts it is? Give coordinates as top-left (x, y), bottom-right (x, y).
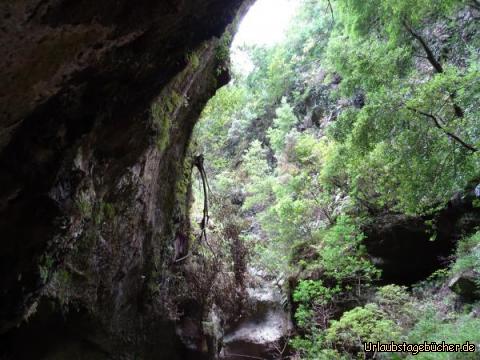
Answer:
top-left (231, 0), bottom-right (300, 74)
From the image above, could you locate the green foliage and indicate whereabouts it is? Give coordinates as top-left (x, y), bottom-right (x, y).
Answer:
top-left (39, 254), bottom-right (54, 283)
top-left (451, 231), bottom-right (480, 275)
top-left (326, 36), bottom-right (411, 95)
top-left (293, 279), bottom-right (339, 304)
top-left (293, 279), bottom-right (341, 329)
top-left (322, 38), bottom-right (480, 214)
top-left (49, 269), bottom-right (75, 308)
top-left (473, 198), bottom-right (480, 208)
top-left (241, 140), bottom-right (274, 210)
top-left (192, 1), bottom-right (480, 358)
top-left (326, 303), bottom-right (402, 353)
top-left (94, 201), bottom-right (116, 225)
top-left (310, 216), bottom-right (380, 285)
top-left (216, 32), bottom-right (233, 63)
top-left (375, 285), bottom-right (416, 328)
top-left (195, 83), bottom-right (250, 172)
top-left (376, 285), bottom-right (411, 308)
top-left (291, 334), bottom-right (349, 360)
top-left (186, 51), bottom-right (200, 70)
top-left (267, 98), bottom-right (298, 153)
top-left (76, 192), bottom-right (93, 219)
top-left (407, 309), bottom-right (480, 359)
top-left (335, 0), bottom-right (460, 41)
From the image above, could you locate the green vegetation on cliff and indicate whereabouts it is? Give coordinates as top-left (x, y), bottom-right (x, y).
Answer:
top-left (193, 0), bottom-right (480, 358)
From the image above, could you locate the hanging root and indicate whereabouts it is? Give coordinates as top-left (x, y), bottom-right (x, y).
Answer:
top-left (175, 154), bottom-right (215, 264)
top-left (193, 154), bottom-right (215, 253)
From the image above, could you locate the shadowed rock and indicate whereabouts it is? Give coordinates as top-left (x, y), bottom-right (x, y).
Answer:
top-left (0, 1), bottom-right (253, 358)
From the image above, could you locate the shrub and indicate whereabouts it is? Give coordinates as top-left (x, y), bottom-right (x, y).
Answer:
top-left (310, 215), bottom-right (380, 287)
top-left (451, 231), bottom-right (480, 275)
top-left (326, 303), bottom-right (402, 354)
top-left (293, 279), bottom-right (341, 329)
top-left (407, 309), bottom-right (480, 359)
top-left (376, 285), bottom-right (416, 328)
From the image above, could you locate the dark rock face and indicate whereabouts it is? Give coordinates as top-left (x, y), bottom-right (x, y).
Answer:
top-left (364, 185), bottom-right (480, 285)
top-left (449, 269), bottom-right (480, 301)
top-left (0, 0), bottom-right (252, 358)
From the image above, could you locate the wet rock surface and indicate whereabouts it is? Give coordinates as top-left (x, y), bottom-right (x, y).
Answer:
top-left (221, 269), bottom-right (292, 360)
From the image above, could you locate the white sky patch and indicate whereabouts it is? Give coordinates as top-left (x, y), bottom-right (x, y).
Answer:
top-left (231, 0), bottom-right (300, 74)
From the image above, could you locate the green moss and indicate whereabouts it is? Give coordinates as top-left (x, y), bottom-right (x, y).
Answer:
top-left (215, 32), bottom-right (232, 63)
top-left (186, 51), bottom-right (200, 70)
top-left (76, 192), bottom-right (93, 219)
top-left (39, 254), bottom-right (54, 283)
top-left (175, 153), bottom-right (194, 217)
top-left (152, 90), bottom-right (184, 153)
top-left (93, 201), bottom-right (116, 225)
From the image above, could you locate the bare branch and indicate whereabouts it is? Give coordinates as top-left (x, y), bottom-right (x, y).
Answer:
top-left (193, 154), bottom-right (210, 240)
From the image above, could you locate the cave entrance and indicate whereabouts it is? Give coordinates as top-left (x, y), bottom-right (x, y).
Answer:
top-left (364, 214), bottom-right (453, 286)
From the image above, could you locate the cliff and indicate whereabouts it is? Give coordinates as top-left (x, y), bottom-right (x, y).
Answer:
top-left (0, 1), bottom-right (252, 358)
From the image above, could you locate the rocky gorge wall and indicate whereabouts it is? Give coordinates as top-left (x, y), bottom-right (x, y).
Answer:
top-left (0, 1), bottom-right (252, 358)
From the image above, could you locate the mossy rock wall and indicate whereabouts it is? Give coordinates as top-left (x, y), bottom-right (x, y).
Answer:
top-left (0, 1), bottom-right (253, 359)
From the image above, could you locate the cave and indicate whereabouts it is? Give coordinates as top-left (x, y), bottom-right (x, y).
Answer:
top-left (364, 190), bottom-right (480, 285)
top-left (364, 214), bottom-right (450, 285)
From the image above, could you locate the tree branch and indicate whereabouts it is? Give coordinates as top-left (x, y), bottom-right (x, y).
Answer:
top-left (326, 0), bottom-right (335, 23)
top-left (403, 20), bottom-right (464, 118)
top-left (402, 20), bottom-right (443, 74)
top-left (407, 107), bottom-right (477, 152)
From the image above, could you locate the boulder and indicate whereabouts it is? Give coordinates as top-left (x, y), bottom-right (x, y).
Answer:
top-left (448, 270), bottom-right (480, 300)
top-left (221, 269), bottom-right (292, 360)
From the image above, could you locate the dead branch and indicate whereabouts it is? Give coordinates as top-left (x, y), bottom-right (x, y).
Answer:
top-left (174, 253), bottom-right (191, 263)
top-left (193, 154), bottom-right (209, 241)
